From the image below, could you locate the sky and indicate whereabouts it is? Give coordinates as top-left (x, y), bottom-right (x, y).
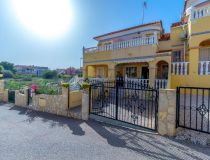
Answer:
top-left (0, 0), bottom-right (184, 69)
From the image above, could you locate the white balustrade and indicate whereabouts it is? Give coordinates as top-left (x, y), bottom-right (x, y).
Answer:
top-left (199, 61), bottom-right (210, 75)
top-left (191, 6), bottom-right (210, 20)
top-left (172, 62), bottom-right (189, 75)
top-left (84, 36), bottom-right (157, 53)
top-left (125, 78), bottom-right (149, 88)
top-left (155, 79), bottom-right (168, 89)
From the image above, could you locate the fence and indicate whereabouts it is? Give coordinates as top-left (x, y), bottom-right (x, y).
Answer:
top-left (176, 87), bottom-right (210, 134)
top-left (89, 80), bottom-right (159, 130)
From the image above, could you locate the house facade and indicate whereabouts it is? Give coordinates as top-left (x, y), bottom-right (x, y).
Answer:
top-left (83, 0), bottom-right (210, 89)
top-left (15, 65), bottom-right (49, 77)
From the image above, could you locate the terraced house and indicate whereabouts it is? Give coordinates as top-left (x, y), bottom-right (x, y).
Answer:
top-left (83, 0), bottom-right (210, 89)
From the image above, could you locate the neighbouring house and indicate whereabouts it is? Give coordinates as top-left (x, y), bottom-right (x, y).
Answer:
top-left (15, 65), bottom-right (49, 77)
top-left (83, 0), bottom-right (210, 89)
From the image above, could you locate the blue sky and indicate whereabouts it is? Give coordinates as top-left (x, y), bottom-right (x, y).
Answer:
top-left (0, 0), bottom-right (184, 69)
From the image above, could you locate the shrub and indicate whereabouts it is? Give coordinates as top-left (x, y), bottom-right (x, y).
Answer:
top-left (61, 83), bottom-right (69, 88)
top-left (42, 70), bottom-right (58, 79)
top-left (80, 82), bottom-right (90, 90)
top-left (0, 65), bottom-right (4, 74)
top-left (3, 70), bottom-right (14, 78)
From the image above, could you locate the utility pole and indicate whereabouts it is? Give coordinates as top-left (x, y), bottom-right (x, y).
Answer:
top-left (142, 0), bottom-right (148, 24)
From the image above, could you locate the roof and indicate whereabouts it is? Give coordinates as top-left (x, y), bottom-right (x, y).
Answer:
top-left (159, 33), bottom-right (170, 41)
top-left (94, 21), bottom-right (163, 40)
top-left (171, 21), bottom-right (187, 28)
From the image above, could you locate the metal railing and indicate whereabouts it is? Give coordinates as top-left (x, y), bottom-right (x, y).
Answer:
top-left (90, 80), bottom-right (159, 130)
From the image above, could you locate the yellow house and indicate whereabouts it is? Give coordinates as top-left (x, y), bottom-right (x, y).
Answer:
top-left (83, 0), bottom-right (210, 89)
top-left (171, 0), bottom-right (210, 88)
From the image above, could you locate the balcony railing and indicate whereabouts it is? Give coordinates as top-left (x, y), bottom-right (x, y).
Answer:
top-left (155, 79), bottom-right (168, 89)
top-left (172, 62), bottom-right (189, 75)
top-left (191, 6), bottom-right (210, 20)
top-left (84, 36), bottom-right (157, 54)
top-left (199, 61), bottom-right (210, 75)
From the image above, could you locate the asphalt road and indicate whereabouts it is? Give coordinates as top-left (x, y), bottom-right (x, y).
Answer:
top-left (0, 103), bottom-right (210, 160)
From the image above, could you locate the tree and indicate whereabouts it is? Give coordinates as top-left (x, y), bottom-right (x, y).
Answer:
top-left (0, 65), bottom-right (4, 73)
top-left (42, 70), bottom-right (58, 79)
top-left (0, 61), bottom-right (16, 73)
top-left (2, 70), bottom-right (14, 78)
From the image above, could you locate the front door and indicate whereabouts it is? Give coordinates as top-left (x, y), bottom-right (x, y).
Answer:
top-left (162, 65), bottom-right (168, 79)
top-left (141, 67), bottom-right (149, 79)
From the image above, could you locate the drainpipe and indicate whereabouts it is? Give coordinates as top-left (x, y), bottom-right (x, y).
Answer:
top-left (181, 25), bottom-right (187, 62)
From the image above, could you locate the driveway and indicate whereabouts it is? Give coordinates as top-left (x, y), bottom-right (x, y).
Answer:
top-left (0, 103), bottom-right (210, 160)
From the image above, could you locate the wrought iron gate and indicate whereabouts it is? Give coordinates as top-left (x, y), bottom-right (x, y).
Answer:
top-left (176, 87), bottom-right (210, 134)
top-left (8, 90), bottom-right (15, 103)
top-left (89, 81), bottom-right (159, 131)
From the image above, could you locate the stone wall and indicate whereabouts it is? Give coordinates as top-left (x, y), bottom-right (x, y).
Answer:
top-left (0, 89), bottom-right (8, 102)
top-left (31, 87), bottom-right (68, 116)
top-left (15, 89), bottom-right (28, 107)
top-left (158, 89), bottom-right (177, 136)
top-left (0, 80), bottom-right (4, 92)
top-left (69, 90), bottom-right (82, 108)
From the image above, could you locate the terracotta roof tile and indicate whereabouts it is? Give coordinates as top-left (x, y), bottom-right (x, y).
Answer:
top-left (159, 33), bottom-right (170, 41)
top-left (171, 21), bottom-right (187, 28)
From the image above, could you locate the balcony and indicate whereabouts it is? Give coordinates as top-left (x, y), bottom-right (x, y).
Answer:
top-left (191, 6), bottom-right (210, 20)
top-left (199, 61), bottom-right (210, 75)
top-left (172, 62), bottom-right (189, 75)
top-left (84, 36), bottom-right (157, 54)
top-left (155, 79), bottom-right (168, 89)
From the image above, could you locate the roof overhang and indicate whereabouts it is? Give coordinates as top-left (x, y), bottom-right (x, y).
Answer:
top-left (94, 21), bottom-right (163, 41)
top-left (113, 57), bottom-right (154, 64)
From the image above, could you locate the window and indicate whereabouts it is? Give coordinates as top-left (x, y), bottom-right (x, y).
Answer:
top-left (200, 48), bottom-right (210, 61)
top-left (172, 50), bottom-right (183, 62)
top-left (126, 67), bottom-right (137, 78)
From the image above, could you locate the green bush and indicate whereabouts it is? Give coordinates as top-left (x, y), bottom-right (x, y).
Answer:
top-left (35, 85), bottom-right (61, 95)
top-left (42, 70), bottom-right (58, 79)
top-left (80, 82), bottom-right (90, 90)
top-left (3, 70), bottom-right (14, 78)
top-left (0, 65), bottom-right (4, 74)
top-left (61, 83), bottom-right (69, 88)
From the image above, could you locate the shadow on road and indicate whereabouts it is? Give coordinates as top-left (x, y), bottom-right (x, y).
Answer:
top-left (9, 105), bottom-right (85, 136)
top-left (7, 105), bottom-right (210, 160)
top-left (86, 120), bottom-right (210, 160)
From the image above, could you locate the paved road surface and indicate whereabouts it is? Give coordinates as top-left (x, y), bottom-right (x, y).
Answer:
top-left (0, 103), bottom-right (210, 160)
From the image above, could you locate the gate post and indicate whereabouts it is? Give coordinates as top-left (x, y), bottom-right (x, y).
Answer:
top-left (82, 89), bottom-right (90, 121)
top-left (158, 89), bottom-right (177, 136)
